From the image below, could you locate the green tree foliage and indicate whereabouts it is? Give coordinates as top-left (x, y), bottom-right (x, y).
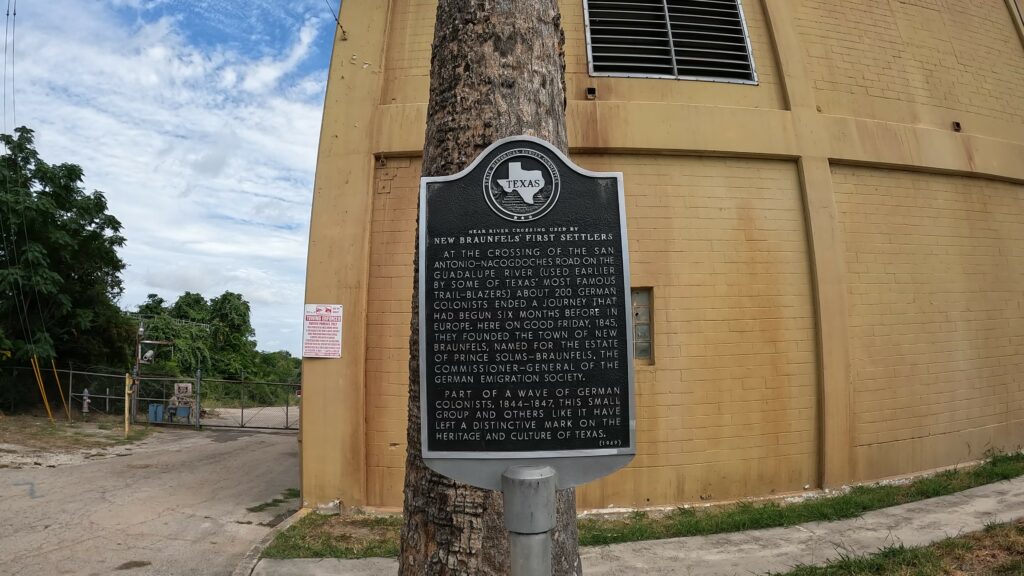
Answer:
top-left (208, 291), bottom-right (257, 378)
top-left (137, 293), bottom-right (168, 317)
top-left (253, 350), bottom-right (301, 384)
top-left (0, 127), bottom-right (131, 362)
top-left (169, 291), bottom-right (208, 323)
top-left (135, 291), bottom-right (300, 405)
top-left (0, 128), bottom-right (132, 408)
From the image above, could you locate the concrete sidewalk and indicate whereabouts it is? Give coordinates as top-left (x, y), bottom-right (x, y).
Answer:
top-left (250, 475), bottom-right (1024, 576)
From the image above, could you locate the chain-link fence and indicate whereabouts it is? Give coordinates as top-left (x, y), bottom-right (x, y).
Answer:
top-left (2, 365), bottom-right (126, 418)
top-left (68, 369), bottom-right (129, 417)
top-left (3, 365), bottom-right (298, 431)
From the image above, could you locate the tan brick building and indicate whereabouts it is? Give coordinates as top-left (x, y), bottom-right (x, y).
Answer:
top-left (301, 0), bottom-right (1024, 511)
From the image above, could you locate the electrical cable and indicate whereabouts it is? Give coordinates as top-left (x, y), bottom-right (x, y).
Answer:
top-left (2, 0), bottom-right (38, 354)
top-left (8, 0), bottom-right (51, 351)
top-left (0, 0), bottom-right (30, 352)
top-left (3, 0), bottom-right (9, 134)
top-left (10, 0), bottom-right (15, 127)
top-left (0, 195), bottom-right (29, 344)
top-left (1, 0), bottom-right (56, 420)
top-left (323, 0), bottom-right (340, 28)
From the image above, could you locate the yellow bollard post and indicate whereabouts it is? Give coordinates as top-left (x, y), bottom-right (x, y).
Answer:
top-left (30, 356), bottom-right (55, 422)
top-left (51, 359), bottom-right (71, 421)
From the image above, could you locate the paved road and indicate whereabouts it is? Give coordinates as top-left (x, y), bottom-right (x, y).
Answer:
top-left (0, 428), bottom-right (298, 576)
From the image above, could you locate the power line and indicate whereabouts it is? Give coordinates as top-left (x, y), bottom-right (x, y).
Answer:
top-left (0, 2), bottom-right (27, 353)
top-left (10, 0), bottom-right (14, 127)
top-left (3, 0), bottom-right (9, 135)
top-left (0, 193), bottom-right (30, 346)
top-left (3, 0), bottom-right (49, 359)
top-left (1, 170), bottom-right (35, 351)
top-left (322, 0), bottom-right (340, 28)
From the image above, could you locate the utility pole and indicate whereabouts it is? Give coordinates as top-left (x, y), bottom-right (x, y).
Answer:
top-left (131, 320), bottom-right (143, 422)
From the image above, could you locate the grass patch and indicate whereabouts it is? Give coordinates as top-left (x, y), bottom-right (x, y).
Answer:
top-left (260, 453), bottom-right (1024, 560)
top-left (115, 427), bottom-right (152, 444)
top-left (577, 452), bottom-right (1024, 546)
top-left (772, 518), bottom-right (1024, 575)
top-left (0, 413), bottom-right (151, 452)
top-left (262, 513), bottom-right (402, 559)
top-left (247, 488), bottom-right (301, 513)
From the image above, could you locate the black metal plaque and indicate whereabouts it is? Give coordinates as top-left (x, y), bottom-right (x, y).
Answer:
top-left (419, 136), bottom-right (635, 467)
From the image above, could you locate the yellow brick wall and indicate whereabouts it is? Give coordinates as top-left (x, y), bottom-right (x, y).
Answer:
top-left (379, 0), bottom-right (435, 105)
top-left (363, 155), bottom-right (819, 509)
top-left (365, 158), bottom-right (420, 506)
top-left (574, 155), bottom-right (817, 508)
top-left (833, 165), bottom-right (1024, 482)
top-left (796, 0), bottom-right (1024, 127)
top-left (380, 0), bottom-right (785, 108)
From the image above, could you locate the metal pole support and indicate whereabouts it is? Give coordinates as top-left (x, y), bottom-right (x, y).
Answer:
top-left (195, 369), bottom-right (202, 431)
top-left (502, 466), bottom-right (557, 576)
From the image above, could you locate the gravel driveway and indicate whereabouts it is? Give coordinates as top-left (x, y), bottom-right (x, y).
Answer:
top-left (0, 427), bottom-right (298, 576)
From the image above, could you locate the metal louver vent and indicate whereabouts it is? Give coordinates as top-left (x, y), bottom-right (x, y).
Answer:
top-left (584, 0), bottom-right (757, 84)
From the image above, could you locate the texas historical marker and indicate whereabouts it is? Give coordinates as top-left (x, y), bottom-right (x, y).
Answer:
top-left (419, 136), bottom-right (636, 489)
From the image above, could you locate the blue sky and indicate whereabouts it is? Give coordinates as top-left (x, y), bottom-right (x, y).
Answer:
top-left (13, 0), bottom-right (340, 353)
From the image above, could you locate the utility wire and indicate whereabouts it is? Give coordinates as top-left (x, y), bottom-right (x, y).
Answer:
top-left (10, 0), bottom-right (14, 127)
top-left (323, 0), bottom-right (340, 28)
top-left (9, 0), bottom-right (51, 355)
top-left (2, 171), bottom-right (35, 352)
top-left (0, 196), bottom-right (30, 346)
top-left (0, 0), bottom-right (31, 352)
top-left (2, 0), bottom-right (50, 359)
top-left (3, 0), bottom-right (9, 135)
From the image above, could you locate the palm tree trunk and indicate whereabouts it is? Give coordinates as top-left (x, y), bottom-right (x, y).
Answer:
top-left (399, 1), bottom-right (580, 574)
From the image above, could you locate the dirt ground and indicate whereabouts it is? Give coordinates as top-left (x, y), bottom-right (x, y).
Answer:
top-left (0, 415), bottom-right (299, 576)
top-left (0, 413), bottom-right (152, 468)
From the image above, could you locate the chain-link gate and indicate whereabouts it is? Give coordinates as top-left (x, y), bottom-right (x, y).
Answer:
top-left (195, 377), bottom-right (300, 430)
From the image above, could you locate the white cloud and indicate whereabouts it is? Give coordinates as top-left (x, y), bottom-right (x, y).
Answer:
top-left (13, 0), bottom-right (331, 354)
top-left (241, 19), bottom-right (320, 93)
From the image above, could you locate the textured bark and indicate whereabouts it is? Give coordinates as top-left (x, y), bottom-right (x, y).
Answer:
top-left (400, 1), bottom-right (580, 575)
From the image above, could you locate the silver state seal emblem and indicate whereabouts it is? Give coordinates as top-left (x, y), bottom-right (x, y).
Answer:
top-left (483, 148), bottom-right (560, 222)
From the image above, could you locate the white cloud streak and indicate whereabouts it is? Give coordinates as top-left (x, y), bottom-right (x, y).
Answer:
top-left (12, 0), bottom-right (330, 353)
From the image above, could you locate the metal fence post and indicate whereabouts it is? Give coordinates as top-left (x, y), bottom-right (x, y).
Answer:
top-left (195, 369), bottom-right (202, 430)
top-left (240, 384), bottom-right (246, 428)
top-left (502, 466), bottom-right (556, 576)
top-left (285, 389), bottom-right (290, 429)
top-left (68, 369), bottom-right (74, 417)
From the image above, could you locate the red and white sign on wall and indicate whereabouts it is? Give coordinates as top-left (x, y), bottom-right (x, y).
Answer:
top-left (302, 304), bottom-right (343, 358)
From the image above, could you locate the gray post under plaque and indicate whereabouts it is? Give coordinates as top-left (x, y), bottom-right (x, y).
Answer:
top-left (502, 466), bottom-right (557, 576)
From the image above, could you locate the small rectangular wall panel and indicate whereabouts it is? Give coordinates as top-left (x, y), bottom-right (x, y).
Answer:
top-left (572, 155), bottom-right (817, 509)
top-left (833, 165), bottom-right (1024, 482)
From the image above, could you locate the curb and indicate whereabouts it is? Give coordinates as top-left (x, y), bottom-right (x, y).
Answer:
top-left (231, 508), bottom-right (311, 576)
